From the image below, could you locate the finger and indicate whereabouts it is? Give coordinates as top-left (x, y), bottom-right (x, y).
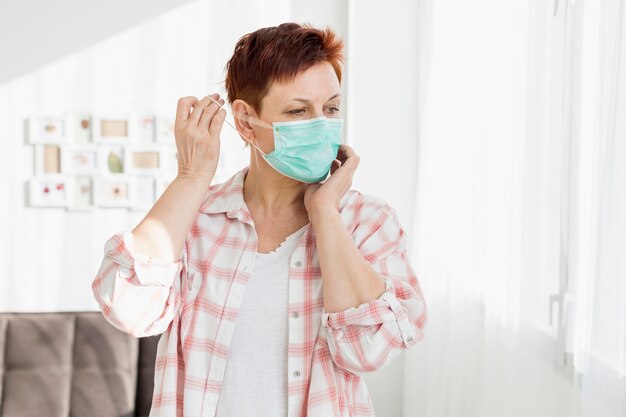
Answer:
top-left (336, 143), bottom-right (350, 158)
top-left (337, 144), bottom-right (355, 165)
top-left (334, 159), bottom-right (343, 173)
top-left (199, 97), bottom-right (224, 133)
top-left (208, 107), bottom-right (227, 141)
top-left (339, 147), bottom-right (359, 174)
top-left (190, 93), bottom-right (220, 126)
top-left (176, 96), bottom-right (198, 122)
top-left (347, 151), bottom-right (360, 172)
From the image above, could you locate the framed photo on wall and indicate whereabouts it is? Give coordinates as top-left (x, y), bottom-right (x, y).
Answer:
top-left (129, 176), bottom-right (156, 211)
top-left (26, 116), bottom-right (67, 144)
top-left (28, 176), bottom-right (69, 207)
top-left (70, 113), bottom-right (93, 144)
top-left (124, 145), bottom-right (165, 175)
top-left (161, 145), bottom-right (178, 177)
top-left (155, 176), bottom-right (173, 200)
top-left (93, 176), bottom-right (132, 207)
top-left (133, 114), bottom-right (157, 144)
top-left (34, 144), bottom-right (62, 175)
top-left (98, 145), bottom-right (126, 175)
top-left (61, 145), bottom-right (99, 175)
top-left (93, 115), bottom-right (132, 143)
top-left (67, 176), bottom-right (94, 211)
top-left (156, 115), bottom-right (175, 144)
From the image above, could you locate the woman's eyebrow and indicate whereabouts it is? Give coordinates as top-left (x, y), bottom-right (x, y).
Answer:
top-left (288, 93), bottom-right (341, 104)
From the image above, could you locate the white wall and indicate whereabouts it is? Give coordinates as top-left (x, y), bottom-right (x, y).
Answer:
top-left (344, 0), bottom-right (420, 239)
top-left (0, 0), bottom-right (195, 85)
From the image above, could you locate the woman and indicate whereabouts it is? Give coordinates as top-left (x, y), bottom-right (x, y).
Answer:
top-left (92, 22), bottom-right (427, 417)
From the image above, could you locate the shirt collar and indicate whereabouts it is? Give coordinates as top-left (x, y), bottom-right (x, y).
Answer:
top-left (199, 165), bottom-right (253, 223)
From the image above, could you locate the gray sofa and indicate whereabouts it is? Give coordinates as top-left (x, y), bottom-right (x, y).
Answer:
top-left (0, 311), bottom-right (161, 417)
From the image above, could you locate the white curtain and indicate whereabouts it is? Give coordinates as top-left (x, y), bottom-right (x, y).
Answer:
top-left (569, 0), bottom-right (626, 415)
top-left (405, 0), bottom-right (626, 416)
top-left (405, 0), bottom-right (533, 415)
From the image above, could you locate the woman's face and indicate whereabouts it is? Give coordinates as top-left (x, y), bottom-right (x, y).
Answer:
top-left (232, 60), bottom-right (342, 154)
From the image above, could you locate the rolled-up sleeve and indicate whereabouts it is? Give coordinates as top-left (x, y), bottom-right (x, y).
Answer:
top-left (91, 230), bottom-right (185, 338)
top-left (321, 202), bottom-right (428, 376)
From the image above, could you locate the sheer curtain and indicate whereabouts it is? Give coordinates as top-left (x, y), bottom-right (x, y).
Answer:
top-left (404, 0), bottom-right (533, 415)
top-left (568, 0), bottom-right (626, 415)
top-left (408, 0), bottom-right (529, 326)
top-left (404, 0), bottom-right (625, 415)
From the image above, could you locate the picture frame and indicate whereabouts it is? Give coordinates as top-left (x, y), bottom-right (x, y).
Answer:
top-left (155, 176), bottom-right (173, 199)
top-left (162, 145), bottom-right (178, 177)
top-left (93, 114), bottom-right (132, 144)
top-left (69, 113), bottom-right (93, 144)
top-left (28, 175), bottom-right (70, 207)
top-left (133, 114), bottom-right (157, 144)
top-left (93, 176), bottom-right (132, 207)
top-left (129, 176), bottom-right (156, 211)
top-left (34, 144), bottom-right (62, 175)
top-left (124, 145), bottom-right (166, 175)
top-left (66, 176), bottom-right (94, 211)
top-left (98, 145), bottom-right (126, 176)
top-left (60, 145), bottom-right (99, 175)
top-left (26, 115), bottom-right (67, 144)
top-left (156, 115), bottom-right (175, 144)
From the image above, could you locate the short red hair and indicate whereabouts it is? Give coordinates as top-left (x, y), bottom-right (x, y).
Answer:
top-left (223, 22), bottom-right (345, 116)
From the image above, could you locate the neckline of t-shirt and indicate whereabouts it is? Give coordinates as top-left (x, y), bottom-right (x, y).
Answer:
top-left (255, 222), bottom-right (309, 259)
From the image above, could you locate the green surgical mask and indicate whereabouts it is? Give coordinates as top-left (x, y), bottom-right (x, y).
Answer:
top-left (209, 97), bottom-right (344, 183)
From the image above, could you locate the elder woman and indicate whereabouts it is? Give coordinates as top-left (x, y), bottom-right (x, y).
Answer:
top-left (92, 22), bottom-right (427, 417)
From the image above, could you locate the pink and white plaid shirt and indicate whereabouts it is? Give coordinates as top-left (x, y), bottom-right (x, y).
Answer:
top-left (92, 165), bottom-right (428, 417)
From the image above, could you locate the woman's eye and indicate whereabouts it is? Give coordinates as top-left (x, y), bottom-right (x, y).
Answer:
top-left (287, 107), bottom-right (340, 116)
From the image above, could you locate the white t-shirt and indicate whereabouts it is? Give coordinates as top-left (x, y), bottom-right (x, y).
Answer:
top-left (214, 223), bottom-right (308, 417)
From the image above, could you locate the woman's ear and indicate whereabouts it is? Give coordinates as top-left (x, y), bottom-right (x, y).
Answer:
top-left (231, 99), bottom-right (256, 144)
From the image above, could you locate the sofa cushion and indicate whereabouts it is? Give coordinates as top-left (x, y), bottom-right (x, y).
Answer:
top-left (0, 312), bottom-right (159, 417)
top-left (71, 313), bottom-right (139, 417)
top-left (2, 313), bottom-right (74, 417)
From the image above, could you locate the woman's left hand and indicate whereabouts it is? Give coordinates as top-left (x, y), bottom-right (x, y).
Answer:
top-left (304, 144), bottom-right (360, 217)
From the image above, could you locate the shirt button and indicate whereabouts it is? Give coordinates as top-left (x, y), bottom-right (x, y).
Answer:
top-left (291, 311), bottom-right (299, 318)
top-left (294, 260), bottom-right (303, 268)
top-left (293, 370), bottom-right (301, 377)
top-left (407, 336), bottom-right (414, 343)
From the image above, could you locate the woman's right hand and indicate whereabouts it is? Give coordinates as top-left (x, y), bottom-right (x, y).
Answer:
top-left (174, 93), bottom-right (226, 183)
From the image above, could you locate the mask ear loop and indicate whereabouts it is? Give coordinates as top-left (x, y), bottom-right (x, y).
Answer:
top-left (207, 96), bottom-right (276, 156)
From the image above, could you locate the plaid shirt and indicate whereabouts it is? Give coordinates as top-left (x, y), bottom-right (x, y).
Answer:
top-left (92, 165), bottom-right (428, 417)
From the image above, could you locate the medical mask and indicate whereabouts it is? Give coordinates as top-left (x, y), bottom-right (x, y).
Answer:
top-left (208, 96), bottom-right (344, 183)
